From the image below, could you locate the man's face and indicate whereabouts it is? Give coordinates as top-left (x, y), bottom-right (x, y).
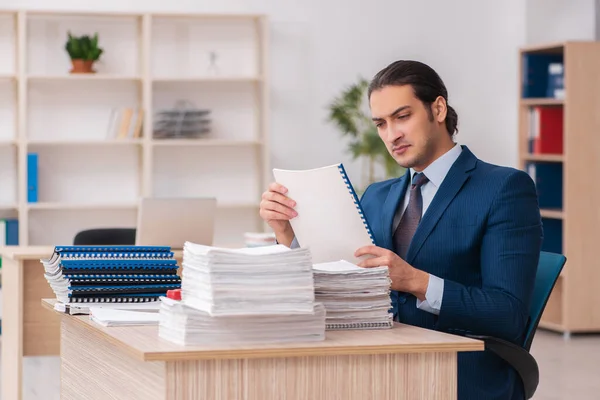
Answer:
top-left (369, 84), bottom-right (442, 172)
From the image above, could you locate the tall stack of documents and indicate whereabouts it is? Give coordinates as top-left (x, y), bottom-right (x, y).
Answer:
top-left (41, 246), bottom-right (181, 305)
top-left (313, 260), bottom-right (393, 330)
top-left (158, 242), bottom-right (326, 345)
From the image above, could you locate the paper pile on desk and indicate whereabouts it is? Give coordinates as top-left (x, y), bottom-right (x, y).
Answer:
top-left (158, 242), bottom-right (326, 345)
top-left (313, 260), bottom-right (393, 330)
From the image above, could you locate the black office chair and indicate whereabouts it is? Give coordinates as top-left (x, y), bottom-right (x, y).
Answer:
top-left (466, 251), bottom-right (567, 399)
top-left (73, 228), bottom-right (137, 245)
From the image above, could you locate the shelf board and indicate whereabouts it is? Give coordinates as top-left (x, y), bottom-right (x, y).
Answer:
top-left (0, 204), bottom-right (18, 209)
top-left (520, 98), bottom-right (564, 106)
top-left (520, 42), bottom-right (564, 54)
top-left (27, 139), bottom-right (142, 146)
top-left (521, 153), bottom-right (564, 162)
top-left (25, 10), bottom-right (144, 18)
top-left (151, 139), bottom-right (261, 147)
top-left (151, 12), bottom-right (264, 19)
top-left (0, 139), bottom-right (17, 146)
top-left (0, 73), bottom-right (16, 81)
top-left (540, 209), bottom-right (564, 219)
top-left (28, 203), bottom-right (138, 210)
top-left (152, 76), bottom-right (262, 83)
top-left (537, 320), bottom-right (565, 332)
top-left (27, 74), bottom-right (141, 82)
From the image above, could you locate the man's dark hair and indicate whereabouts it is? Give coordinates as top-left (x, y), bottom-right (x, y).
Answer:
top-left (368, 60), bottom-right (458, 136)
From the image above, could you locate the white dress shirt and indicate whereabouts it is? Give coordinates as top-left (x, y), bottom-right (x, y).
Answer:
top-left (289, 143), bottom-right (463, 316)
top-left (396, 142), bottom-right (462, 315)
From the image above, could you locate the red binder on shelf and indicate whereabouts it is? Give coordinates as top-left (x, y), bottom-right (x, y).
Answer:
top-left (531, 106), bottom-right (563, 154)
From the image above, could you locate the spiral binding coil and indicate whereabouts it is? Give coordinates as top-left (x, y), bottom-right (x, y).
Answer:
top-left (337, 164), bottom-right (376, 244)
top-left (68, 295), bottom-right (162, 303)
top-left (326, 320), bottom-right (393, 330)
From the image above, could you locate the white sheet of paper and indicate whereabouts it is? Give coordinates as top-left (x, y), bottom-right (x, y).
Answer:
top-left (273, 163), bottom-right (374, 264)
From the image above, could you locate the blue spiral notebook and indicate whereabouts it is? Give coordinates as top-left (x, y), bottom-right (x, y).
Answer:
top-left (42, 245), bottom-right (181, 304)
top-left (272, 163), bottom-right (375, 264)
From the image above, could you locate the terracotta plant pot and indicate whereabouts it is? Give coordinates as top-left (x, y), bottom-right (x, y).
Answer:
top-left (70, 59), bottom-right (95, 74)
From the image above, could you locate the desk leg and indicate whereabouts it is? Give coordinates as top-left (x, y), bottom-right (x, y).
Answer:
top-left (2, 258), bottom-right (24, 400)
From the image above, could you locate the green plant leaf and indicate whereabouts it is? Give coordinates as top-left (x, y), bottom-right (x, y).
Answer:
top-left (65, 32), bottom-right (103, 61)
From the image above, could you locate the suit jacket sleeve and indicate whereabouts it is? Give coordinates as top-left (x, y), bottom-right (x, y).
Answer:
top-left (435, 169), bottom-right (543, 343)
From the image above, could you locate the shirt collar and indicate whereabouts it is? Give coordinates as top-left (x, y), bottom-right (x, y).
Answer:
top-left (410, 143), bottom-right (462, 188)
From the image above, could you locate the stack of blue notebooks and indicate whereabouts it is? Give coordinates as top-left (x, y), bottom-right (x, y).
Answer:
top-left (41, 245), bottom-right (181, 304)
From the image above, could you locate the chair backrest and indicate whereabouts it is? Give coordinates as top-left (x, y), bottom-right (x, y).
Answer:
top-left (523, 251), bottom-right (566, 350)
top-left (73, 228), bottom-right (136, 245)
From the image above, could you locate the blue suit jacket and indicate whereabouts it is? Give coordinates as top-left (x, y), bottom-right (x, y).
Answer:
top-left (360, 145), bottom-right (543, 400)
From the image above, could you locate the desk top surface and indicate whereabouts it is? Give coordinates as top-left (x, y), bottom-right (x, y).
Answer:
top-left (42, 299), bottom-right (483, 362)
top-left (0, 246), bottom-right (183, 260)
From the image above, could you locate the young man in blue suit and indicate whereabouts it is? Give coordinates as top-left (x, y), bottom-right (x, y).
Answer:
top-left (259, 60), bottom-right (543, 400)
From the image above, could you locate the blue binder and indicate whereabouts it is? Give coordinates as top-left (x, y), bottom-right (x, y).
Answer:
top-left (27, 153), bottom-right (38, 203)
top-left (42, 245), bottom-right (181, 303)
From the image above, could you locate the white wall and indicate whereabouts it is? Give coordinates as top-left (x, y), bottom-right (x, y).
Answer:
top-left (3, 0), bottom-right (526, 188)
top-left (526, 0), bottom-right (596, 44)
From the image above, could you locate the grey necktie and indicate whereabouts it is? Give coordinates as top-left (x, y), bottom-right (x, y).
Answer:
top-left (393, 172), bottom-right (429, 259)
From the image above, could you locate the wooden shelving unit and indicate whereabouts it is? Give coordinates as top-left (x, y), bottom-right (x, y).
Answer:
top-left (0, 9), bottom-right (270, 247)
top-left (518, 41), bottom-right (600, 336)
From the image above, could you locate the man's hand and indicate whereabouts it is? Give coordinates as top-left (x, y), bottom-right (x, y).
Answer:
top-left (259, 182), bottom-right (297, 247)
top-left (355, 245), bottom-right (430, 300)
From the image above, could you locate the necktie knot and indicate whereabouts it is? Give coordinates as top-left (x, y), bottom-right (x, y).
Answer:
top-left (411, 172), bottom-right (429, 189)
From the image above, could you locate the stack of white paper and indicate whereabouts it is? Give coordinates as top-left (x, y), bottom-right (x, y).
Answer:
top-left (159, 297), bottom-right (326, 345)
top-left (312, 260), bottom-right (393, 330)
top-left (89, 307), bottom-right (160, 327)
top-left (159, 242), bottom-right (326, 345)
top-left (180, 242), bottom-right (317, 315)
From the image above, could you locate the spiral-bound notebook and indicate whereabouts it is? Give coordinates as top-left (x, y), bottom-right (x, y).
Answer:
top-left (272, 163), bottom-right (375, 264)
top-left (42, 245), bottom-right (181, 304)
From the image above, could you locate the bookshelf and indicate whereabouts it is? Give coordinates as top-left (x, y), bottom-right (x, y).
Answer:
top-left (518, 41), bottom-right (600, 336)
top-left (0, 9), bottom-right (270, 248)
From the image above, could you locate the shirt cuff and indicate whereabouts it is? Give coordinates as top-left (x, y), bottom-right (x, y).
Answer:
top-left (290, 236), bottom-right (300, 249)
top-left (416, 274), bottom-right (444, 315)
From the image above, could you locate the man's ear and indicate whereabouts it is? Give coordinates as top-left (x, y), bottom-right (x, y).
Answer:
top-left (433, 96), bottom-right (447, 123)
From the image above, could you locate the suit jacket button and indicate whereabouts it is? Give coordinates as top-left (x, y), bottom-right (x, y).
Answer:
top-left (398, 297), bottom-right (407, 305)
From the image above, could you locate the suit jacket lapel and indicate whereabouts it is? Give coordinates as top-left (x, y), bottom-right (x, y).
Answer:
top-left (381, 169), bottom-right (410, 249)
top-left (405, 146), bottom-right (478, 264)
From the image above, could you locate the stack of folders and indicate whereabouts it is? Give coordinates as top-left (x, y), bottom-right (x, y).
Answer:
top-left (158, 242), bottom-right (326, 345)
top-left (312, 260), bottom-right (393, 330)
top-left (41, 246), bottom-right (181, 306)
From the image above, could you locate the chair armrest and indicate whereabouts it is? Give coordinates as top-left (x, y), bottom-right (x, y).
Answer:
top-left (466, 334), bottom-right (539, 399)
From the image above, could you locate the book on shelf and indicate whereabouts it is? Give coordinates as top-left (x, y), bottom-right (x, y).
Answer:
top-left (541, 218), bottom-right (562, 254)
top-left (528, 105), bottom-right (563, 154)
top-left (41, 245), bottom-right (181, 305)
top-left (522, 52), bottom-right (564, 99)
top-left (526, 162), bottom-right (563, 210)
top-left (0, 218), bottom-right (18, 245)
top-left (106, 107), bottom-right (143, 140)
top-left (27, 152), bottom-right (38, 203)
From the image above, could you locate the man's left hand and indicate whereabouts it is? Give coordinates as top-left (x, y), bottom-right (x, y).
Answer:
top-left (354, 245), bottom-right (429, 300)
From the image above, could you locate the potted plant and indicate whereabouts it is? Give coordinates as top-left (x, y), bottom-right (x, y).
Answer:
top-left (327, 77), bottom-right (405, 191)
top-left (64, 31), bottom-right (103, 73)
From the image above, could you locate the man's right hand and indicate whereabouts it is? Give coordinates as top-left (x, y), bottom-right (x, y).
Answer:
top-left (259, 182), bottom-right (297, 247)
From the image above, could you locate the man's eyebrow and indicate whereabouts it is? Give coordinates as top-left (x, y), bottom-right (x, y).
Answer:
top-left (371, 105), bottom-right (411, 121)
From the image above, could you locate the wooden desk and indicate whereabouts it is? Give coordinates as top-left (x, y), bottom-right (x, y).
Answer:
top-left (0, 246), bottom-right (183, 400)
top-left (41, 299), bottom-right (483, 400)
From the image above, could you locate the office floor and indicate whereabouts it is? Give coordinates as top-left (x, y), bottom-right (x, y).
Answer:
top-left (0, 330), bottom-right (597, 399)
